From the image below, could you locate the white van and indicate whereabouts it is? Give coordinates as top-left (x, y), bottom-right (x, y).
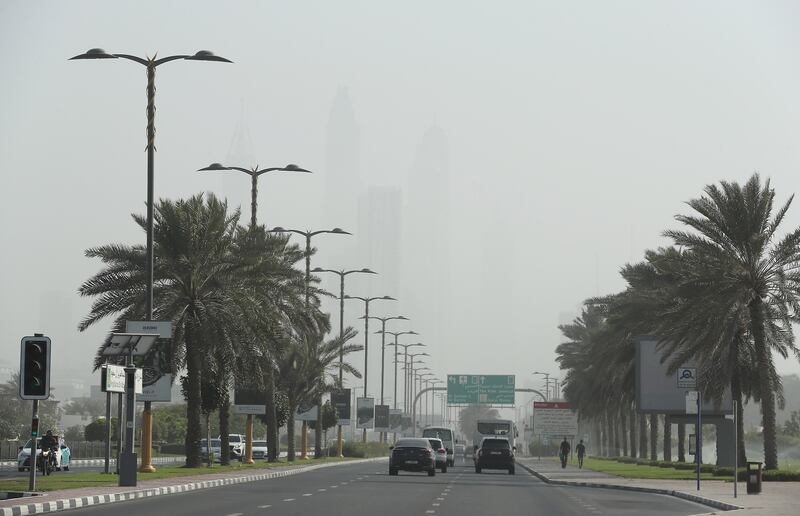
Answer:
top-left (422, 426), bottom-right (455, 467)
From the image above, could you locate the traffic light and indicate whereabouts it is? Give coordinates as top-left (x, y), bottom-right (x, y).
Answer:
top-left (19, 336), bottom-right (51, 400)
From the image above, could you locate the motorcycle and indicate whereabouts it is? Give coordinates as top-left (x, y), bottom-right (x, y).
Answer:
top-left (39, 447), bottom-right (57, 476)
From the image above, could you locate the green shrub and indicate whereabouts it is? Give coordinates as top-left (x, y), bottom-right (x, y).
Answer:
top-left (159, 443), bottom-right (186, 455)
top-left (657, 461), bottom-right (674, 468)
top-left (616, 456), bottom-right (638, 464)
top-left (674, 462), bottom-right (696, 470)
top-left (326, 441), bottom-right (390, 458)
top-left (699, 464), bottom-right (716, 473)
top-left (762, 469), bottom-right (800, 481)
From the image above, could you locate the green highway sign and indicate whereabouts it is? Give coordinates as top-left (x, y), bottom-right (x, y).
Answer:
top-left (447, 374), bottom-right (515, 404)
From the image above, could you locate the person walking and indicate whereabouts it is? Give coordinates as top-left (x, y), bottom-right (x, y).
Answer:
top-left (575, 439), bottom-right (586, 469)
top-left (559, 437), bottom-right (571, 468)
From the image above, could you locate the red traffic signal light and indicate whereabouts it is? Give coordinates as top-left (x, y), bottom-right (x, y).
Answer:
top-left (20, 336), bottom-right (51, 400)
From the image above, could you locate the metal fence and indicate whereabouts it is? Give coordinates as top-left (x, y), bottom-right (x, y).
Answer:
top-left (1, 440), bottom-right (110, 461)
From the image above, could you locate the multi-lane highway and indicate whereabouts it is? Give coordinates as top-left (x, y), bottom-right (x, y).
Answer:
top-left (59, 457), bottom-right (710, 516)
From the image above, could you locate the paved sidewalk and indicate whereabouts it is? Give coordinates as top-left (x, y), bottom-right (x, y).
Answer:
top-left (0, 457), bottom-right (384, 516)
top-left (518, 457), bottom-right (796, 516)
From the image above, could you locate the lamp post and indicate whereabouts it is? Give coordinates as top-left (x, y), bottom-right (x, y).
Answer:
top-left (71, 47), bottom-right (232, 475)
top-left (198, 163), bottom-right (311, 227)
top-left (345, 295), bottom-right (397, 442)
top-left (364, 317), bottom-right (408, 442)
top-left (405, 352), bottom-right (429, 414)
top-left (382, 333), bottom-right (419, 441)
top-left (427, 379), bottom-right (443, 426)
top-left (197, 163), bottom-right (310, 465)
top-left (311, 267), bottom-right (376, 456)
top-left (414, 371), bottom-right (434, 433)
top-left (533, 371), bottom-right (551, 401)
top-left (271, 227), bottom-right (351, 458)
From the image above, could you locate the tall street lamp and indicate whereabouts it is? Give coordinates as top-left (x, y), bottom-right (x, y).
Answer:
top-left (196, 162), bottom-right (310, 465)
top-left (271, 227), bottom-right (351, 458)
top-left (362, 317), bottom-right (408, 443)
top-left (386, 339), bottom-right (423, 413)
top-left (198, 163), bottom-right (311, 227)
top-left (71, 47), bottom-right (232, 476)
top-left (533, 371), bottom-right (552, 401)
top-left (345, 295), bottom-right (396, 442)
top-left (311, 267), bottom-right (376, 456)
top-left (405, 352), bottom-right (429, 414)
top-left (414, 370), bottom-right (434, 432)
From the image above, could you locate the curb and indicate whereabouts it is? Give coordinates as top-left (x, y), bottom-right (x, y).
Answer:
top-left (1, 457), bottom-right (184, 469)
top-left (0, 457), bottom-right (386, 516)
top-left (517, 461), bottom-right (742, 512)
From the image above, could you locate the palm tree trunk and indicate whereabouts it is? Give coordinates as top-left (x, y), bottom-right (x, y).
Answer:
top-left (314, 393), bottom-right (323, 458)
top-left (219, 391), bottom-right (230, 466)
top-left (629, 408), bottom-right (636, 457)
top-left (612, 412), bottom-right (621, 457)
top-left (592, 419), bottom-right (602, 458)
top-left (602, 413), bottom-right (609, 457)
top-left (638, 412), bottom-right (647, 459)
top-left (206, 413), bottom-right (211, 467)
top-left (620, 408), bottom-right (628, 457)
top-left (264, 367), bottom-right (278, 462)
top-left (649, 413), bottom-right (658, 460)
top-left (287, 400), bottom-right (297, 461)
top-left (663, 415), bottom-right (672, 462)
top-left (731, 372), bottom-right (747, 465)
top-left (185, 330), bottom-right (203, 468)
top-left (749, 300), bottom-right (778, 470)
top-left (678, 423), bottom-right (686, 462)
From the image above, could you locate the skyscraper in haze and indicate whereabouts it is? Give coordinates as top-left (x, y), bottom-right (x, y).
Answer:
top-left (324, 88), bottom-right (361, 236)
top-left (222, 103), bottom-right (257, 214)
top-left (403, 124), bottom-right (451, 345)
top-left (357, 186), bottom-right (402, 298)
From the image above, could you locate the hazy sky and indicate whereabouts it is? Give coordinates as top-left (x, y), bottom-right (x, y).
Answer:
top-left (2, 1), bottom-right (800, 403)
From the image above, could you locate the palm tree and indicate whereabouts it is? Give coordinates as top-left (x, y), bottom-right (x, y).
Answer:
top-left (663, 174), bottom-right (800, 469)
top-left (79, 194), bottom-right (276, 467)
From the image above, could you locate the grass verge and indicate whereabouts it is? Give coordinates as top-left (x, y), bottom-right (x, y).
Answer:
top-left (562, 457), bottom-right (720, 480)
top-left (0, 456), bottom-right (355, 493)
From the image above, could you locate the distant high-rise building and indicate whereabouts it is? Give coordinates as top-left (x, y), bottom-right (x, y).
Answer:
top-left (324, 88), bottom-right (361, 235)
top-left (403, 124), bottom-right (451, 346)
top-left (222, 102), bottom-right (257, 213)
top-left (357, 186), bottom-right (403, 298)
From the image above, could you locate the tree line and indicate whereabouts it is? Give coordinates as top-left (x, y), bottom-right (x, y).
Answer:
top-left (78, 194), bottom-right (363, 467)
top-left (556, 174), bottom-right (800, 470)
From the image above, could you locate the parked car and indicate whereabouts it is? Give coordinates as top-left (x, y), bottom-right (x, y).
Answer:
top-left (426, 438), bottom-right (448, 473)
top-left (17, 436), bottom-right (71, 472)
top-left (223, 434), bottom-right (246, 460)
top-left (252, 440), bottom-right (268, 460)
top-left (200, 438), bottom-right (222, 462)
top-left (474, 437), bottom-right (515, 475)
top-left (389, 438), bottom-right (436, 477)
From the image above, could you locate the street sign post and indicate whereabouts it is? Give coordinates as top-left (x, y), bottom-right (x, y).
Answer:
top-left (374, 405), bottom-right (390, 432)
top-left (234, 388), bottom-right (267, 415)
top-left (356, 397), bottom-right (375, 429)
top-left (677, 367), bottom-right (697, 389)
top-left (446, 374), bottom-right (515, 404)
top-left (332, 389), bottom-right (351, 426)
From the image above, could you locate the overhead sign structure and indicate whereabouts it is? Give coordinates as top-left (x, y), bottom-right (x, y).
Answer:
top-left (126, 321), bottom-right (173, 403)
top-left (234, 387), bottom-right (267, 415)
top-left (677, 367), bottom-right (697, 389)
top-left (446, 374), bottom-right (515, 405)
top-left (533, 402), bottom-right (578, 436)
top-left (331, 389), bottom-right (351, 426)
top-left (374, 405), bottom-right (390, 432)
top-left (356, 397), bottom-right (375, 429)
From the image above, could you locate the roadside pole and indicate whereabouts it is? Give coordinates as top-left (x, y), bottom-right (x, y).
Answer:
top-left (28, 401), bottom-right (39, 491)
top-left (733, 397), bottom-right (738, 498)
top-left (104, 390), bottom-right (111, 474)
top-left (116, 392), bottom-right (123, 474)
top-left (696, 390), bottom-right (701, 491)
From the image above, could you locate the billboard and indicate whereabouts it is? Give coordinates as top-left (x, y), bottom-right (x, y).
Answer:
top-left (374, 404), bottom-right (390, 432)
top-left (295, 403), bottom-right (319, 421)
top-left (356, 397), bottom-right (374, 429)
top-left (233, 387), bottom-right (266, 415)
top-left (389, 409), bottom-right (403, 433)
top-left (127, 321), bottom-right (173, 402)
top-left (635, 336), bottom-right (732, 415)
top-left (331, 389), bottom-right (351, 425)
top-left (446, 374), bottom-right (515, 404)
top-left (533, 402), bottom-right (578, 436)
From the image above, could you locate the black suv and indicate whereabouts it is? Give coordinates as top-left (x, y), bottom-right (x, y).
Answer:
top-left (389, 438), bottom-right (436, 476)
top-left (475, 437), bottom-right (515, 474)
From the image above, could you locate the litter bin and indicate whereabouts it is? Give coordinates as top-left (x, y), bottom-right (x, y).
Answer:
top-left (746, 461), bottom-right (762, 494)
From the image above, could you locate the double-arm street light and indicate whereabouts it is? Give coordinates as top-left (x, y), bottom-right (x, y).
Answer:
top-left (362, 316), bottom-right (408, 443)
top-left (405, 352), bottom-right (429, 414)
top-left (271, 227), bottom-right (350, 458)
top-left (386, 341), bottom-right (424, 413)
top-left (199, 163), bottom-right (311, 227)
top-left (71, 47), bottom-right (232, 478)
top-left (414, 371), bottom-right (434, 432)
top-left (311, 267), bottom-right (376, 456)
top-left (345, 295), bottom-right (396, 442)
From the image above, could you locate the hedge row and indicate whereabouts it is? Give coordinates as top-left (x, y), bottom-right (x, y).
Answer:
top-left (591, 456), bottom-right (800, 481)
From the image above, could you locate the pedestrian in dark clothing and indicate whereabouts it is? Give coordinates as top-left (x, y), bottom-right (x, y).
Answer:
top-left (559, 437), bottom-right (571, 468)
top-left (576, 439), bottom-right (586, 469)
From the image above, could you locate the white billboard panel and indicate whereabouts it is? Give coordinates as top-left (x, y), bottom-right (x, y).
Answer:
top-left (533, 402), bottom-right (578, 436)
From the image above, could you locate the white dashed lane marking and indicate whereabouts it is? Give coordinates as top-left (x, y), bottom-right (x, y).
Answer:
top-left (282, 498), bottom-right (295, 502)
top-left (302, 493), bottom-right (313, 497)
top-left (318, 488), bottom-right (327, 492)
top-left (257, 505), bottom-right (271, 509)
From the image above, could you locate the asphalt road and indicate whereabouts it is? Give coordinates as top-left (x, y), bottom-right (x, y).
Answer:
top-left (60, 457), bottom-right (711, 516)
